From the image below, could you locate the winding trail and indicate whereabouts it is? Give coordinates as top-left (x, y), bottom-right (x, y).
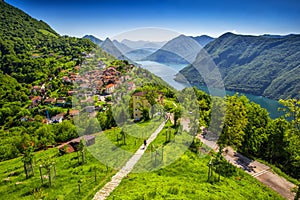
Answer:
top-left (93, 120), bottom-right (167, 200)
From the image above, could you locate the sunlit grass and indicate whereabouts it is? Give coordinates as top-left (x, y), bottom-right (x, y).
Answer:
top-left (108, 150), bottom-right (284, 200)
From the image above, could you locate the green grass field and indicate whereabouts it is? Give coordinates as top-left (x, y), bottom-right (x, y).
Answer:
top-left (106, 121), bottom-right (284, 200)
top-left (0, 147), bottom-right (116, 200)
top-left (0, 119), bottom-right (285, 200)
top-left (0, 118), bottom-right (164, 200)
top-left (87, 116), bottom-right (164, 170)
top-left (108, 150), bottom-right (284, 200)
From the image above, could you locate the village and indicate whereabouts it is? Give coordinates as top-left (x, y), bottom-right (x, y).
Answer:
top-left (25, 54), bottom-right (136, 125)
top-left (21, 53), bottom-right (168, 154)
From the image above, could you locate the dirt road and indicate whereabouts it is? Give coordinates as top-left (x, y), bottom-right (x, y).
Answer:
top-left (198, 134), bottom-right (296, 200)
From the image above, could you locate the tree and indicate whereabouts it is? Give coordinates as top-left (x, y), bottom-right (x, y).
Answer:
top-left (240, 102), bottom-right (270, 157)
top-left (264, 118), bottom-right (289, 164)
top-left (295, 185), bottom-right (300, 200)
top-left (279, 98), bottom-right (300, 178)
top-left (209, 96), bottom-right (225, 135)
top-left (85, 118), bottom-right (101, 135)
top-left (34, 125), bottom-right (55, 149)
top-left (145, 90), bottom-right (157, 119)
top-left (279, 98), bottom-right (300, 130)
top-left (97, 111), bottom-right (108, 130)
top-left (172, 106), bottom-right (181, 127)
top-left (106, 106), bottom-right (117, 128)
top-left (22, 146), bottom-right (35, 178)
top-left (141, 107), bottom-right (150, 121)
top-left (218, 94), bottom-right (248, 148)
top-left (54, 120), bottom-right (77, 142)
top-left (114, 107), bottom-right (128, 126)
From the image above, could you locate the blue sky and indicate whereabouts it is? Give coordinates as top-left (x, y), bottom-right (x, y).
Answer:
top-left (5, 0), bottom-right (300, 41)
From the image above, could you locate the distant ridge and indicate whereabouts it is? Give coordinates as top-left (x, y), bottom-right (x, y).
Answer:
top-left (125, 48), bottom-right (155, 61)
top-left (82, 35), bottom-right (134, 62)
top-left (112, 40), bottom-right (133, 54)
top-left (144, 34), bottom-right (207, 64)
top-left (260, 34), bottom-right (297, 38)
top-left (100, 38), bottom-right (127, 60)
top-left (83, 35), bottom-right (103, 46)
top-left (121, 39), bottom-right (166, 49)
top-left (190, 35), bottom-right (214, 47)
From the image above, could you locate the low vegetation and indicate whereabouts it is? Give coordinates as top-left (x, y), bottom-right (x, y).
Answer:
top-left (0, 145), bottom-right (116, 200)
top-left (108, 150), bottom-right (284, 200)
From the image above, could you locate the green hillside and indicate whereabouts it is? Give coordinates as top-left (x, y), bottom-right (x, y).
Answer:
top-left (0, 1), bottom-right (103, 161)
top-left (176, 33), bottom-right (300, 99)
top-left (0, 1), bottom-right (96, 84)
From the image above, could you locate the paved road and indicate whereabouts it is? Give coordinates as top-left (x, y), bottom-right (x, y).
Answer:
top-left (93, 120), bottom-right (166, 200)
top-left (198, 129), bottom-right (296, 200)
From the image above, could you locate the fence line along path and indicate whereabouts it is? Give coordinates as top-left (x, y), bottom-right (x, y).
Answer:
top-left (93, 120), bottom-right (167, 200)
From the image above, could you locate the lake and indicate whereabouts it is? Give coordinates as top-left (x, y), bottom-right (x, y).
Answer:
top-left (137, 61), bottom-right (284, 119)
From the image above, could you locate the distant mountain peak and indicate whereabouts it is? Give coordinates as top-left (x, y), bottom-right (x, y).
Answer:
top-left (190, 35), bottom-right (214, 47)
top-left (83, 35), bottom-right (103, 45)
top-left (100, 37), bottom-right (133, 63)
top-left (104, 37), bottom-right (112, 42)
top-left (112, 39), bottom-right (132, 54)
top-left (221, 32), bottom-right (236, 37)
top-left (145, 34), bottom-right (205, 64)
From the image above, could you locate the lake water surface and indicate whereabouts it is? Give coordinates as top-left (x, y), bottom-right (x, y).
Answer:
top-left (137, 61), bottom-right (284, 119)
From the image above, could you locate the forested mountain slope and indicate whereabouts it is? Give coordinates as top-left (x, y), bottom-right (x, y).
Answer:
top-left (176, 32), bottom-right (300, 99)
top-left (0, 1), bottom-right (96, 84)
top-left (0, 1), bottom-right (99, 160)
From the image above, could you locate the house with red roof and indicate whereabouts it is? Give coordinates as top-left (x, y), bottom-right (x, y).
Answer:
top-left (105, 84), bottom-right (115, 94)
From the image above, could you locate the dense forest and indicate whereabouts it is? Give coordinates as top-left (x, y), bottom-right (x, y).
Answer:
top-left (176, 32), bottom-right (300, 100)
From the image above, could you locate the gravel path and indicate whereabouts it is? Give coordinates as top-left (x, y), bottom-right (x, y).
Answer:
top-left (92, 120), bottom-right (166, 200)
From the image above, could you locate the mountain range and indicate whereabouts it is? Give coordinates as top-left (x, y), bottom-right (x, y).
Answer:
top-left (144, 35), bottom-right (214, 64)
top-left (175, 32), bottom-right (300, 99)
top-left (124, 48), bottom-right (156, 61)
top-left (83, 34), bottom-right (214, 63)
top-left (83, 35), bottom-right (136, 62)
top-left (112, 40), bottom-right (133, 54)
top-left (121, 39), bottom-right (166, 49)
top-left (99, 38), bottom-right (128, 60)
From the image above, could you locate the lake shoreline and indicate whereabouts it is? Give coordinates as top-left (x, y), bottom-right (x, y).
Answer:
top-left (137, 60), bottom-right (284, 119)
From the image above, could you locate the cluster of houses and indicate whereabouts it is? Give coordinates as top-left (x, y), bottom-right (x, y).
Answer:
top-left (24, 62), bottom-right (135, 125)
